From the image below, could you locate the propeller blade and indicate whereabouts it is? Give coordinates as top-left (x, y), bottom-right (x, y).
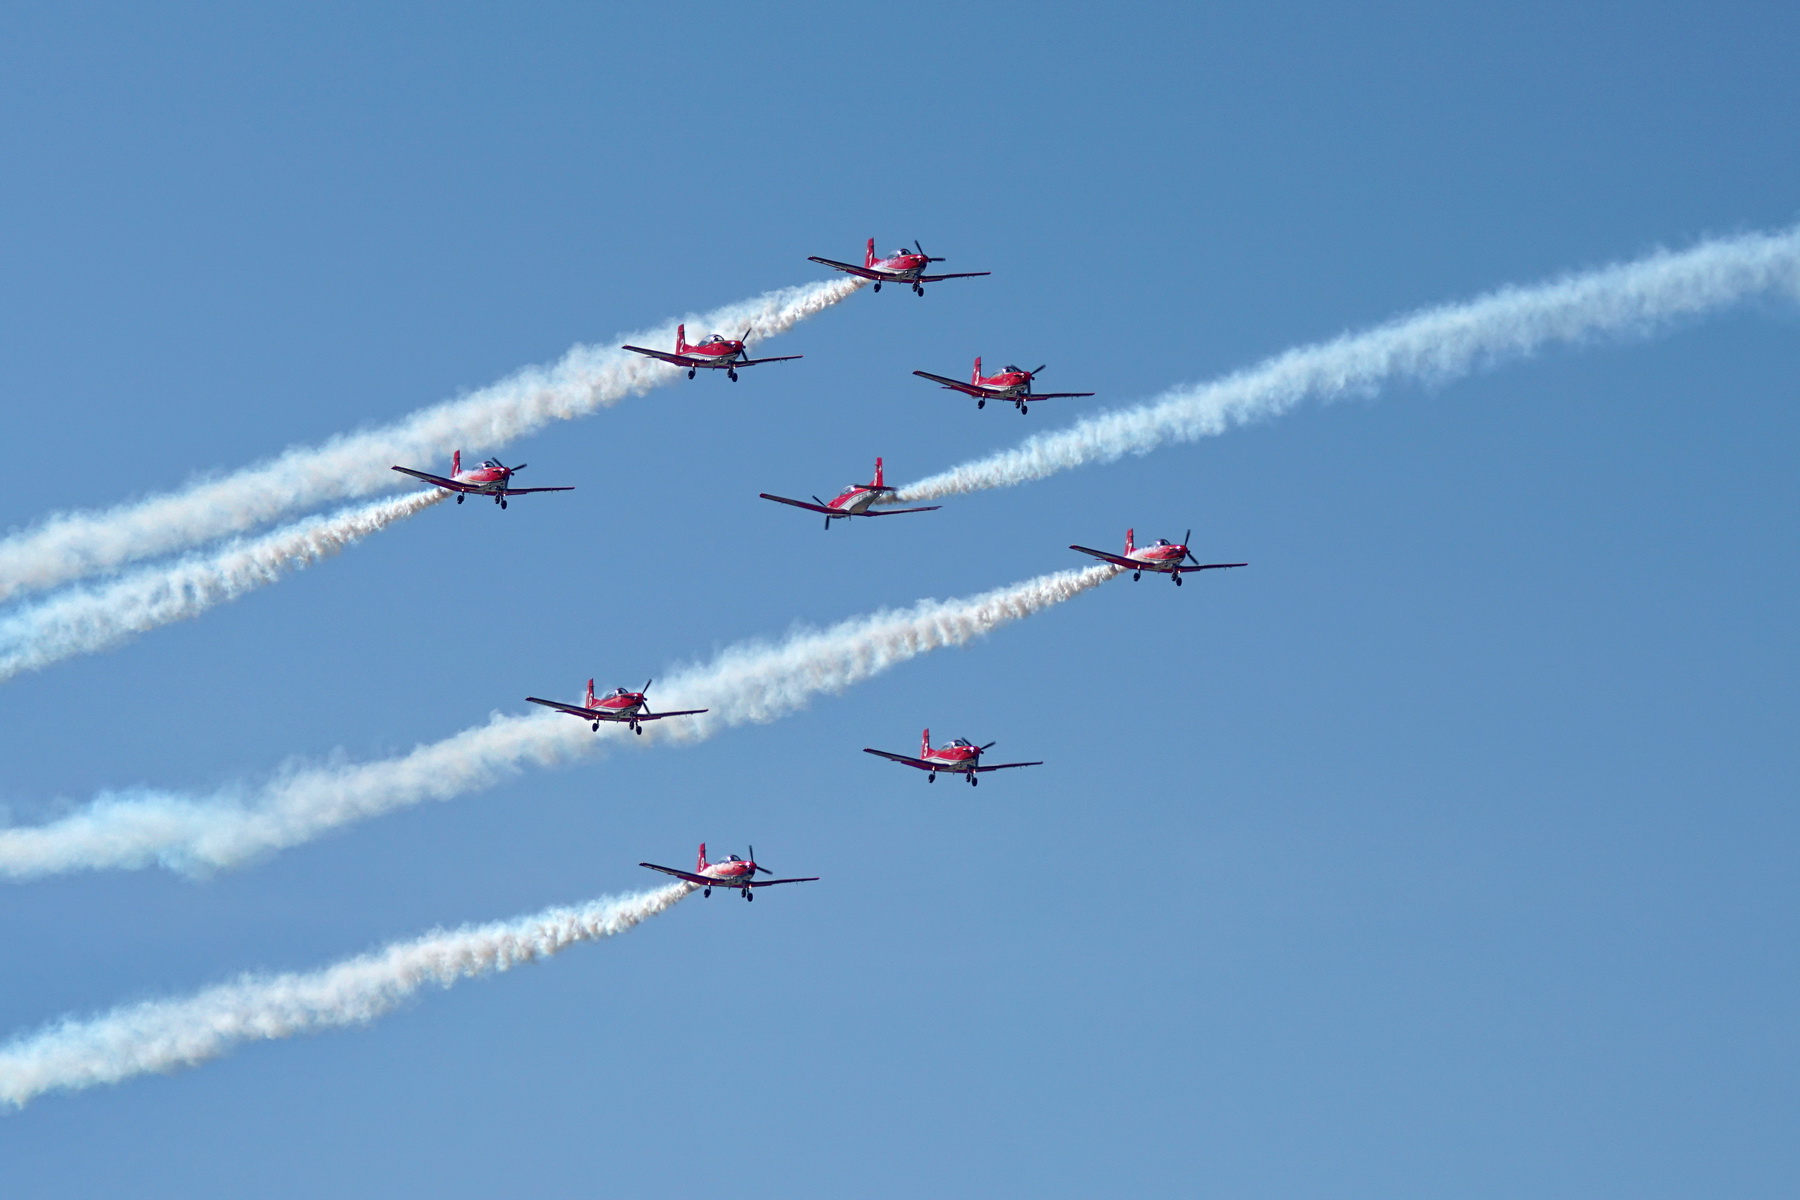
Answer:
top-left (1183, 529), bottom-right (1192, 548)
top-left (1187, 551), bottom-right (1201, 566)
top-left (749, 846), bottom-right (755, 871)
top-left (740, 326), bottom-right (753, 346)
top-left (1031, 364), bottom-right (1046, 377)
top-left (914, 239), bottom-right (944, 262)
top-left (512, 463), bottom-right (527, 472)
top-left (642, 678), bottom-right (653, 695)
top-left (980, 741), bottom-right (997, 751)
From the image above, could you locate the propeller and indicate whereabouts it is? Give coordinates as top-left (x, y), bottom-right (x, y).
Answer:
top-left (739, 325), bottom-right (754, 349)
top-left (750, 845), bottom-right (772, 874)
top-left (913, 239), bottom-right (945, 262)
top-left (1182, 529), bottom-right (1199, 566)
top-left (640, 678), bottom-right (653, 696)
top-left (980, 741), bottom-right (997, 751)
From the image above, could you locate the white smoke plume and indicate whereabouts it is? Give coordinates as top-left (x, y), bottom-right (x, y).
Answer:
top-left (0, 279), bottom-right (863, 602)
top-left (893, 225), bottom-right (1800, 501)
top-left (0, 491), bottom-right (446, 683)
top-left (0, 564), bottom-right (1117, 879)
top-left (0, 883), bottom-right (692, 1109)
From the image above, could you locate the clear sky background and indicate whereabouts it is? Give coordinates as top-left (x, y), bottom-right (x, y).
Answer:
top-left (2, 2), bottom-right (1797, 1196)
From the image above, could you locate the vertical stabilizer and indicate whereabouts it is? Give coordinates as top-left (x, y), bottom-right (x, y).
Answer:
top-left (865, 238), bottom-right (877, 268)
top-left (584, 678), bottom-right (597, 708)
top-left (451, 450), bottom-right (461, 478)
top-left (1125, 528), bottom-right (1135, 554)
top-left (873, 457), bottom-right (885, 489)
top-left (921, 728), bottom-right (931, 757)
top-left (972, 356), bottom-right (983, 384)
top-left (696, 843), bottom-right (709, 871)
top-left (675, 323), bottom-right (687, 354)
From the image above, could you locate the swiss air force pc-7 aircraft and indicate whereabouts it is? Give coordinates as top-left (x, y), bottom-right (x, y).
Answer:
top-left (758, 456), bottom-right (941, 529)
top-left (390, 451), bottom-right (574, 508)
top-left (808, 238), bottom-right (990, 295)
top-left (640, 844), bottom-right (819, 901)
top-left (1070, 528), bottom-right (1248, 586)
top-left (863, 729), bottom-right (1042, 786)
top-left (912, 356), bottom-right (1095, 415)
top-left (620, 323), bottom-right (803, 381)
top-left (525, 679), bottom-right (707, 735)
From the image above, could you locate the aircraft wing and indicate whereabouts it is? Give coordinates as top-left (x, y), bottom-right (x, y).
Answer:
top-left (737, 354), bottom-right (804, 367)
top-left (862, 748), bottom-right (937, 770)
top-left (636, 709), bottom-right (708, 721)
top-left (1022, 392), bottom-right (1096, 400)
top-left (1174, 561), bottom-right (1248, 573)
top-left (524, 696), bottom-right (604, 720)
top-left (391, 465), bottom-right (481, 493)
top-left (746, 876), bottom-right (821, 887)
top-left (498, 486), bottom-right (577, 496)
top-left (759, 493), bottom-right (838, 515)
top-left (862, 505), bottom-right (942, 516)
top-left (917, 271), bottom-right (992, 283)
top-left (973, 760), bottom-right (1044, 773)
top-left (912, 370), bottom-right (998, 398)
top-left (639, 863), bottom-right (720, 886)
top-left (1069, 545), bottom-right (1141, 569)
top-left (619, 344), bottom-right (708, 368)
top-left (807, 256), bottom-right (885, 281)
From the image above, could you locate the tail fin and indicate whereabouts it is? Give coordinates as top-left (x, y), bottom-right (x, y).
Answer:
top-left (451, 450), bottom-right (461, 477)
top-left (697, 843), bottom-right (709, 871)
top-left (972, 356), bottom-right (983, 384)
top-left (921, 728), bottom-right (931, 757)
top-left (873, 457), bottom-right (885, 489)
top-left (675, 323), bottom-right (687, 353)
top-left (865, 237), bottom-right (877, 268)
top-left (584, 678), bottom-right (597, 708)
top-left (1125, 528), bottom-right (1135, 554)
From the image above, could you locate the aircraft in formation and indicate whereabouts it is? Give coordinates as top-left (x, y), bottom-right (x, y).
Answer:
top-left (391, 452), bottom-right (574, 509)
top-left (912, 357), bottom-right (1095, 415)
top-left (1071, 528), bottom-right (1248, 586)
top-left (640, 844), bottom-right (819, 900)
top-left (403, 240), bottom-right (1252, 915)
top-left (862, 729), bottom-right (1043, 787)
top-left (758, 456), bottom-right (941, 529)
top-left (809, 238), bottom-right (991, 295)
top-left (525, 678), bottom-right (707, 735)
top-left (621, 323), bottom-right (803, 381)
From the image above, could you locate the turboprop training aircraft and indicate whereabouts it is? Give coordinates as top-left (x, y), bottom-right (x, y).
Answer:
top-left (863, 729), bottom-right (1042, 786)
top-left (808, 238), bottom-right (990, 295)
top-left (639, 844), bottom-right (819, 901)
top-left (1070, 528), bottom-right (1248, 586)
top-left (620, 324), bottom-right (803, 381)
top-left (525, 679), bottom-right (707, 734)
top-left (758, 456), bottom-right (941, 529)
top-left (390, 452), bottom-right (574, 508)
top-left (912, 356), bottom-right (1095, 415)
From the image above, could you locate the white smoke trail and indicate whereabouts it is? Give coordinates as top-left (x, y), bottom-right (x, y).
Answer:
top-left (0, 279), bottom-right (864, 602)
top-left (0, 565), bottom-right (1117, 878)
top-left (0, 491), bottom-right (447, 683)
top-left (0, 883), bottom-right (691, 1108)
top-left (893, 226), bottom-right (1800, 501)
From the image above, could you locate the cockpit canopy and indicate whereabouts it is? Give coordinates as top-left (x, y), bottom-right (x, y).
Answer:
top-left (892, 247), bottom-right (911, 258)
top-left (700, 333), bottom-right (727, 345)
top-left (947, 737), bottom-right (974, 748)
top-left (606, 687), bottom-right (631, 698)
top-left (1002, 364), bottom-right (1025, 374)
top-left (480, 459), bottom-right (502, 469)
top-left (838, 484), bottom-right (864, 496)
top-left (726, 853), bottom-right (743, 861)
top-left (1151, 538), bottom-right (1175, 547)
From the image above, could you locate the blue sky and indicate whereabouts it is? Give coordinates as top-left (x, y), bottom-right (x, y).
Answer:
top-left (2, 2), bottom-right (1797, 1196)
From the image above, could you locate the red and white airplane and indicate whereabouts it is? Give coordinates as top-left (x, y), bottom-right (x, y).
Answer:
top-left (862, 728), bottom-right (1042, 787)
top-left (758, 456), bottom-right (941, 530)
top-left (525, 678), bottom-right (707, 735)
top-left (912, 356), bottom-right (1095, 415)
top-left (390, 451), bottom-right (574, 509)
top-left (1070, 528), bottom-right (1248, 587)
top-left (639, 843), bottom-right (819, 901)
top-left (808, 238), bottom-right (990, 296)
top-left (620, 323), bottom-right (803, 381)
